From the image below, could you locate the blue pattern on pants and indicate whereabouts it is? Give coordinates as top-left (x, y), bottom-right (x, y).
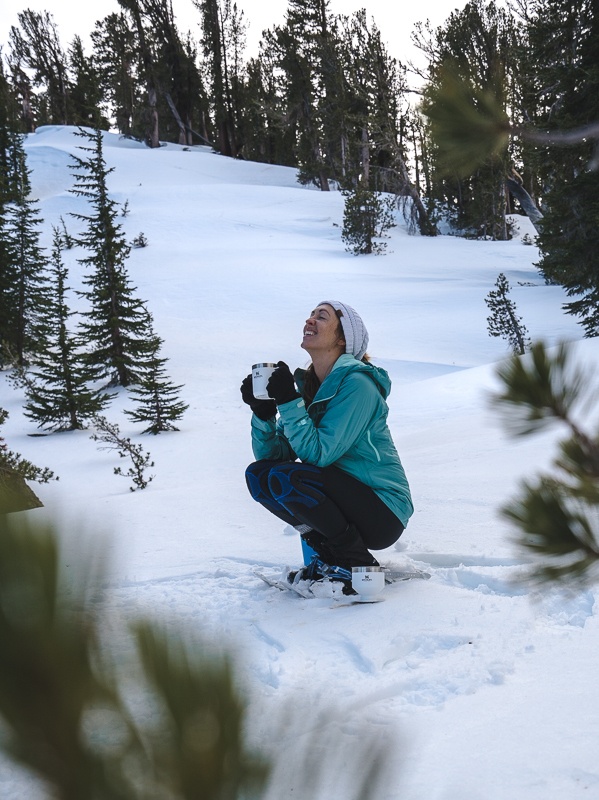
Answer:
top-left (267, 462), bottom-right (324, 511)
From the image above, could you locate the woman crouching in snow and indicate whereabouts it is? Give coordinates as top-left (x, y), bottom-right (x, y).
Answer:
top-left (240, 301), bottom-right (413, 593)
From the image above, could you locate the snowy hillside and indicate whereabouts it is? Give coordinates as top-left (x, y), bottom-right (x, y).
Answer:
top-left (1, 126), bottom-right (598, 800)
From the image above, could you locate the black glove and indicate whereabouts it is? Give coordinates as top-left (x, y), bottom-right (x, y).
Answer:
top-left (267, 361), bottom-right (300, 406)
top-left (240, 374), bottom-right (277, 421)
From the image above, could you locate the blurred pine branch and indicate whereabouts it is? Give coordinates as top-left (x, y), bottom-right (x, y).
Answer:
top-left (492, 342), bottom-right (599, 585)
top-left (422, 64), bottom-right (599, 177)
top-left (421, 64), bottom-right (510, 177)
top-left (0, 513), bottom-right (397, 798)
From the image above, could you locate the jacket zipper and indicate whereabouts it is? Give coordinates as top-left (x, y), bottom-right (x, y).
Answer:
top-left (367, 431), bottom-right (381, 461)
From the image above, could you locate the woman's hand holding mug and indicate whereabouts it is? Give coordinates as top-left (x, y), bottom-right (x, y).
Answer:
top-left (240, 374), bottom-right (276, 420)
top-left (267, 362), bottom-right (300, 406)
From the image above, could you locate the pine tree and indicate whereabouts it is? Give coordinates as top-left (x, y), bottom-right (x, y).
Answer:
top-left (537, 170), bottom-right (599, 336)
top-left (90, 12), bottom-right (142, 136)
top-left (341, 185), bottom-right (395, 255)
top-left (485, 272), bottom-right (530, 355)
top-left (418, 0), bottom-right (519, 240)
top-left (241, 49), bottom-right (293, 166)
top-left (68, 35), bottom-right (109, 130)
top-left (0, 71), bottom-right (28, 359)
top-left (193, 0), bottom-right (246, 156)
top-left (124, 321), bottom-right (188, 434)
top-left (418, 0), bottom-right (599, 317)
top-left (127, 0), bottom-right (208, 147)
top-left (0, 112), bottom-right (16, 357)
top-left (8, 10), bottom-right (71, 126)
top-left (270, 0), bottom-right (337, 190)
top-left (2, 130), bottom-right (50, 366)
top-left (527, 0), bottom-right (599, 335)
top-left (0, 59), bottom-right (21, 144)
top-left (117, 0), bottom-right (160, 148)
top-left (22, 229), bottom-right (113, 432)
top-left (69, 127), bottom-right (153, 387)
top-left (336, 12), bottom-right (401, 188)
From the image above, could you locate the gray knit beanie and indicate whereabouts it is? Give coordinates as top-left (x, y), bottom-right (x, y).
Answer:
top-left (319, 300), bottom-right (369, 360)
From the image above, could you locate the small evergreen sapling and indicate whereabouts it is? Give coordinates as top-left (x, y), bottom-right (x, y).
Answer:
top-left (341, 186), bottom-right (395, 255)
top-left (492, 342), bottom-right (599, 586)
top-left (485, 273), bottom-right (531, 355)
top-left (131, 232), bottom-right (148, 248)
top-left (90, 415), bottom-right (155, 491)
top-left (124, 323), bottom-right (188, 434)
top-left (58, 216), bottom-right (75, 248)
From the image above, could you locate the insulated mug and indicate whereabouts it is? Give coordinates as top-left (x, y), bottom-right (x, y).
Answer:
top-left (351, 566), bottom-right (385, 600)
top-left (252, 363), bottom-right (277, 400)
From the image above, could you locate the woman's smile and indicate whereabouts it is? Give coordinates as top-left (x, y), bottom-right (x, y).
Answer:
top-left (301, 304), bottom-right (343, 354)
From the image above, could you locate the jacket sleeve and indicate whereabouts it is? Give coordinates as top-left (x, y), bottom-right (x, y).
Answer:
top-left (250, 413), bottom-right (296, 462)
top-left (277, 373), bottom-right (378, 466)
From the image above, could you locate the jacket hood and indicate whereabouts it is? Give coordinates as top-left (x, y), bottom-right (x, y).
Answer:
top-left (295, 354), bottom-right (391, 402)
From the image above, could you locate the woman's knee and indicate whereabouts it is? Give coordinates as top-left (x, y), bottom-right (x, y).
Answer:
top-left (245, 460), bottom-right (273, 500)
top-left (246, 460), bottom-right (296, 502)
top-left (267, 462), bottom-right (323, 509)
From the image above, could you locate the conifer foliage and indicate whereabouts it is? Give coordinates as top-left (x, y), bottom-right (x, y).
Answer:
top-left (22, 229), bottom-right (113, 432)
top-left (523, 0), bottom-right (599, 335)
top-left (70, 127), bottom-right (153, 387)
top-left (124, 320), bottom-right (189, 434)
top-left (341, 186), bottom-right (395, 255)
top-left (90, 415), bottom-right (155, 491)
top-left (1, 130), bottom-right (49, 366)
top-left (0, 513), bottom-right (393, 800)
top-left (492, 342), bottom-right (599, 586)
top-left (0, 514), bottom-right (269, 798)
top-left (485, 273), bottom-right (530, 355)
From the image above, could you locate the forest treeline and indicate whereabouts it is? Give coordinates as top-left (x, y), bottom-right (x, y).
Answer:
top-left (0, 0), bottom-right (598, 332)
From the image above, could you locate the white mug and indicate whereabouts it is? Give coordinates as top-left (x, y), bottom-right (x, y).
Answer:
top-left (252, 363), bottom-right (277, 400)
top-left (351, 566), bottom-right (385, 600)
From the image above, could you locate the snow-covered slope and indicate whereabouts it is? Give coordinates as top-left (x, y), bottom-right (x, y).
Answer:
top-left (1, 126), bottom-right (597, 800)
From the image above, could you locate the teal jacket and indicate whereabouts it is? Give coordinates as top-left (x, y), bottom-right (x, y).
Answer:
top-left (250, 354), bottom-right (413, 527)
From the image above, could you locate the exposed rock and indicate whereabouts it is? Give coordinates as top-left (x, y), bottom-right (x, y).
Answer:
top-left (0, 470), bottom-right (43, 514)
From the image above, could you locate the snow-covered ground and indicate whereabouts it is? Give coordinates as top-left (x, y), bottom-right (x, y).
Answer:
top-left (1, 126), bottom-right (598, 799)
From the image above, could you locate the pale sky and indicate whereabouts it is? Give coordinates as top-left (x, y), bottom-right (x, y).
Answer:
top-left (0, 0), bottom-right (467, 75)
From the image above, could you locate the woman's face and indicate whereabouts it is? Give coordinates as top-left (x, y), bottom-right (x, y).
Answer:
top-left (301, 304), bottom-right (346, 357)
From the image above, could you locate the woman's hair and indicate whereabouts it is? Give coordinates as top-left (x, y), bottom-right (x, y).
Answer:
top-left (302, 309), bottom-right (370, 406)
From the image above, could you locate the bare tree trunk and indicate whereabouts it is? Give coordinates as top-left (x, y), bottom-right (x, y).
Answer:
top-left (146, 86), bottom-right (160, 148)
top-left (393, 153), bottom-right (437, 236)
top-left (361, 126), bottom-right (370, 186)
top-left (340, 132), bottom-right (348, 179)
top-left (163, 91), bottom-right (187, 143)
top-left (318, 166), bottom-right (330, 191)
top-left (164, 92), bottom-right (214, 146)
top-left (506, 177), bottom-right (544, 232)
